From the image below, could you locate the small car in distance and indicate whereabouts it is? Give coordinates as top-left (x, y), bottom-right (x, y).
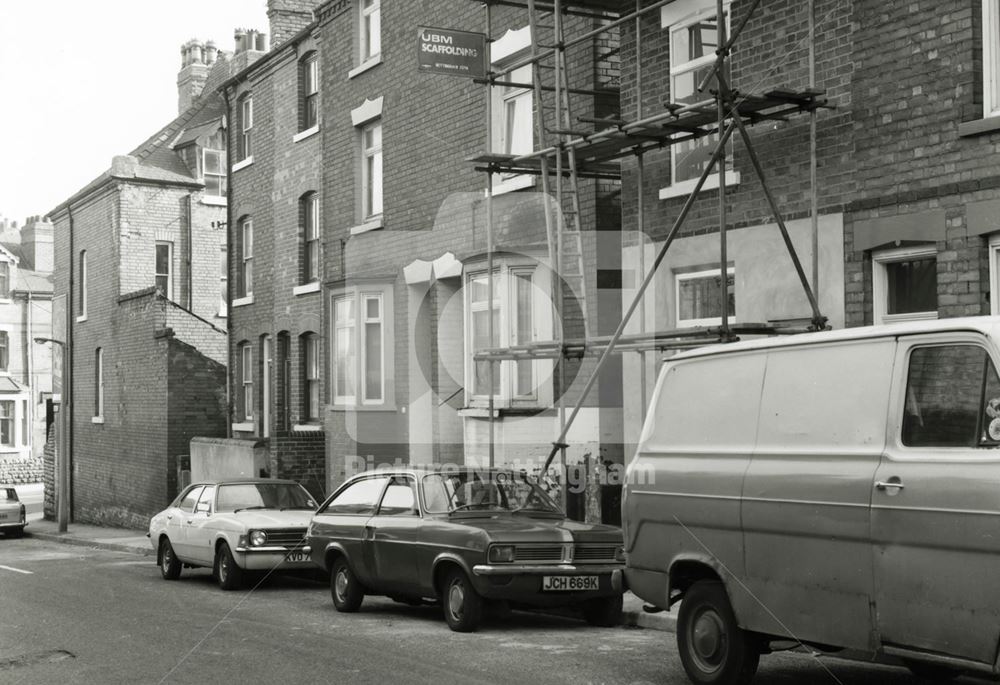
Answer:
top-left (0, 487), bottom-right (26, 538)
top-left (308, 467), bottom-right (625, 632)
top-left (149, 479), bottom-right (319, 590)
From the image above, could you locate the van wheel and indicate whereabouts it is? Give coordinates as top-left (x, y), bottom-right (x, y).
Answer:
top-left (677, 581), bottom-right (759, 685)
top-left (904, 660), bottom-right (960, 682)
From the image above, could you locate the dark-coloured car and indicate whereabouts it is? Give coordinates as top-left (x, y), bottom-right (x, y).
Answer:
top-left (0, 487), bottom-right (26, 537)
top-left (307, 467), bottom-right (625, 632)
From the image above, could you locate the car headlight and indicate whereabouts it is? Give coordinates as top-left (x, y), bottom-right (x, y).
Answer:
top-left (488, 545), bottom-right (515, 563)
top-left (249, 530), bottom-right (267, 547)
top-left (615, 546), bottom-right (626, 563)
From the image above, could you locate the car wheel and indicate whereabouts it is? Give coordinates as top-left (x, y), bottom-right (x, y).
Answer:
top-left (330, 557), bottom-right (364, 612)
top-left (442, 567), bottom-right (483, 632)
top-left (905, 660), bottom-right (961, 682)
top-left (677, 581), bottom-right (759, 685)
top-left (582, 593), bottom-right (624, 627)
top-left (214, 542), bottom-right (244, 591)
top-left (158, 537), bottom-right (181, 580)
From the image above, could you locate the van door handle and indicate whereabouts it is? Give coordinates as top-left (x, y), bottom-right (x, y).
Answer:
top-left (874, 480), bottom-right (905, 491)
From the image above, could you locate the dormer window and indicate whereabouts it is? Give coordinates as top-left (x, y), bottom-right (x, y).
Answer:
top-left (0, 263), bottom-right (9, 298)
top-left (202, 127), bottom-right (227, 197)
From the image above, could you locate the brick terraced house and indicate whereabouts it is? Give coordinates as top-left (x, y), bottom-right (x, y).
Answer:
top-left (48, 37), bottom-right (266, 527)
top-left (223, 0), bottom-right (624, 516)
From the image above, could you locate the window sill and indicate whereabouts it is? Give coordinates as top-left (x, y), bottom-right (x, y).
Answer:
top-left (76, 315), bottom-right (88, 323)
top-left (958, 116), bottom-right (1000, 138)
top-left (331, 403), bottom-right (396, 413)
top-left (489, 174), bottom-right (535, 196)
top-left (231, 422), bottom-right (254, 433)
top-left (293, 125), bottom-right (320, 143)
top-left (879, 312), bottom-right (939, 324)
top-left (350, 218), bottom-right (384, 235)
top-left (201, 196), bottom-right (227, 206)
top-left (91, 416), bottom-right (104, 424)
top-left (232, 157), bottom-right (254, 173)
top-left (348, 57), bottom-right (382, 79)
top-left (293, 282), bottom-right (321, 296)
top-left (293, 423), bottom-right (323, 432)
top-left (232, 295), bottom-right (254, 308)
top-left (659, 170), bottom-right (741, 200)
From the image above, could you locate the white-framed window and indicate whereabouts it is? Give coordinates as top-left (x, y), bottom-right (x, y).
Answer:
top-left (303, 333), bottom-right (321, 420)
top-left (0, 331), bottom-right (8, 372)
top-left (239, 94), bottom-right (253, 160)
top-left (362, 121), bottom-right (383, 219)
top-left (872, 245), bottom-right (938, 324)
top-left (0, 262), bottom-right (9, 298)
top-left (240, 343), bottom-right (254, 422)
top-left (239, 217), bottom-right (253, 297)
top-left (219, 244), bottom-right (228, 317)
top-left (155, 241), bottom-right (173, 300)
top-left (661, 0), bottom-right (737, 196)
top-left (203, 148), bottom-right (227, 197)
top-left (20, 399), bottom-right (27, 446)
top-left (94, 347), bottom-right (104, 419)
top-left (984, 0), bottom-right (1000, 118)
top-left (361, 0), bottom-right (381, 62)
top-left (465, 260), bottom-right (552, 406)
top-left (331, 285), bottom-right (393, 407)
top-left (0, 400), bottom-right (13, 447)
top-left (675, 267), bottom-right (736, 327)
top-left (301, 52), bottom-right (319, 131)
top-left (78, 250), bottom-right (87, 318)
top-left (302, 192), bottom-right (320, 283)
top-left (494, 64), bottom-right (533, 157)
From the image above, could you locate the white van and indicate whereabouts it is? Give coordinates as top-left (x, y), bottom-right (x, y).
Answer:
top-left (623, 317), bottom-right (1000, 684)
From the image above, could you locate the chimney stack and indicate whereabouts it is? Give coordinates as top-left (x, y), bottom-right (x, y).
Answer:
top-left (231, 28), bottom-right (268, 74)
top-left (267, 0), bottom-right (316, 49)
top-left (21, 216), bottom-right (53, 274)
top-left (177, 39), bottom-right (210, 114)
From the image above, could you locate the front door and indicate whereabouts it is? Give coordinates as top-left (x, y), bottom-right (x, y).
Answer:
top-left (364, 476), bottom-right (421, 592)
top-left (872, 336), bottom-right (1000, 664)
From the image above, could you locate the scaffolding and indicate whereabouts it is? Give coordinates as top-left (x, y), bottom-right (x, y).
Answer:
top-left (472, 0), bottom-right (830, 514)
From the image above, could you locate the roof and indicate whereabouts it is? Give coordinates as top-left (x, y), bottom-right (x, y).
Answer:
top-left (670, 317), bottom-right (1000, 362)
top-left (0, 377), bottom-right (28, 394)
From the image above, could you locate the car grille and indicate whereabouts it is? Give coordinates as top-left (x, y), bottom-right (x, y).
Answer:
top-left (513, 546), bottom-right (564, 562)
top-left (573, 545), bottom-right (619, 563)
top-left (264, 528), bottom-right (308, 548)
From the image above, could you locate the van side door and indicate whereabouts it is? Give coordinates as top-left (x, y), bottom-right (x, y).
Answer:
top-left (741, 339), bottom-right (894, 652)
top-left (872, 336), bottom-right (1000, 665)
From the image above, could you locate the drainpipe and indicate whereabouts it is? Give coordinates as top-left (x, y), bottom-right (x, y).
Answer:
top-left (222, 88), bottom-right (234, 438)
top-left (186, 194), bottom-right (194, 310)
top-left (64, 205), bottom-right (75, 531)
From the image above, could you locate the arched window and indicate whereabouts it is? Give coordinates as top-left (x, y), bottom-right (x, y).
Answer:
top-left (299, 52), bottom-right (319, 131)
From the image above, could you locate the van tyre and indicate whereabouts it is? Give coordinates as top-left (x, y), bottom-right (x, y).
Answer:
top-left (331, 557), bottom-right (364, 612)
top-left (582, 593), bottom-right (624, 627)
top-left (677, 581), bottom-right (760, 685)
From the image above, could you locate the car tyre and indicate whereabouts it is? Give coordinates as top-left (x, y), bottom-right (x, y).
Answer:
top-left (331, 557), bottom-right (364, 612)
top-left (158, 537), bottom-right (181, 580)
top-left (905, 660), bottom-right (961, 682)
top-left (442, 567), bottom-right (483, 632)
top-left (214, 542), bottom-right (244, 591)
top-left (677, 581), bottom-right (759, 685)
top-left (582, 593), bottom-right (624, 627)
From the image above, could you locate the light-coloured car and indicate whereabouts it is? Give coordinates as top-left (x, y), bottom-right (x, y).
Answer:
top-left (149, 479), bottom-right (318, 590)
top-left (0, 487), bottom-right (26, 537)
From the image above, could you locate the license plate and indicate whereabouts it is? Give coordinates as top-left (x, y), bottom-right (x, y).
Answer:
top-left (542, 575), bottom-right (599, 591)
top-left (285, 551), bottom-right (309, 563)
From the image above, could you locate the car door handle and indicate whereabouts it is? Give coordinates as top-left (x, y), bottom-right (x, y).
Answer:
top-left (186, 519), bottom-right (194, 524)
top-left (166, 515), bottom-right (173, 520)
top-left (362, 526), bottom-right (375, 541)
top-left (874, 480), bottom-right (905, 491)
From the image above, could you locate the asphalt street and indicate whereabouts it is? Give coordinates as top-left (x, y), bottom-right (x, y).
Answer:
top-left (0, 535), bottom-right (985, 685)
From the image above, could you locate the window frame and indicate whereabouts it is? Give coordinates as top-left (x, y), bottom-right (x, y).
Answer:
top-left (239, 94), bottom-right (253, 161)
top-left (301, 53), bottom-right (320, 132)
top-left (240, 342), bottom-right (254, 422)
top-left (239, 217), bottom-right (253, 298)
top-left (155, 241), bottom-right (173, 300)
top-left (330, 284), bottom-right (395, 410)
top-left (361, 121), bottom-right (383, 220)
top-left (78, 250), bottom-right (88, 319)
top-left (303, 332), bottom-right (321, 421)
top-left (302, 193), bottom-right (320, 283)
top-left (675, 266), bottom-right (736, 328)
top-left (984, 0), bottom-right (1000, 118)
top-left (873, 245), bottom-right (939, 324)
top-left (0, 400), bottom-right (15, 448)
top-left (0, 331), bottom-right (9, 372)
top-left (360, 0), bottom-right (381, 63)
top-left (0, 262), bottom-right (9, 299)
top-left (94, 347), bottom-right (104, 419)
top-left (202, 147), bottom-right (227, 198)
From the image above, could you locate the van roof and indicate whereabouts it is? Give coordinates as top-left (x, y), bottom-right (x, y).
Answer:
top-left (669, 316), bottom-right (1000, 362)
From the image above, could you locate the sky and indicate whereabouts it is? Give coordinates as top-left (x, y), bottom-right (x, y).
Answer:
top-left (0, 0), bottom-right (269, 224)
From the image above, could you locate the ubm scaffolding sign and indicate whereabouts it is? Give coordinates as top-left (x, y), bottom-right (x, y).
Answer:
top-left (417, 27), bottom-right (487, 78)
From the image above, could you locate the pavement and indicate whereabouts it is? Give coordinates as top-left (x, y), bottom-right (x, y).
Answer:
top-left (19, 512), bottom-right (678, 633)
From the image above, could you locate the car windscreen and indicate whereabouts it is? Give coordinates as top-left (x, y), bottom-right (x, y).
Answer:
top-left (421, 471), bottom-right (561, 514)
top-left (215, 483), bottom-right (316, 512)
top-left (0, 489), bottom-right (17, 502)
